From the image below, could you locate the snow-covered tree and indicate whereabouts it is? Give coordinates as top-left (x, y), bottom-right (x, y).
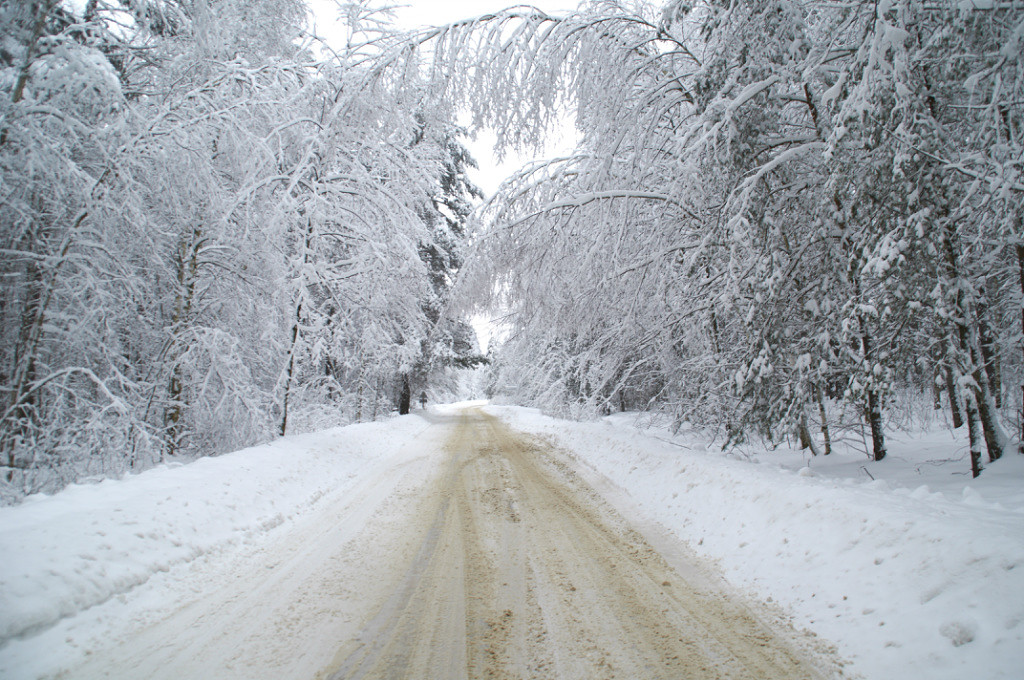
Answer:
top-left (416, 0), bottom-right (1022, 473)
top-left (0, 0), bottom-right (487, 499)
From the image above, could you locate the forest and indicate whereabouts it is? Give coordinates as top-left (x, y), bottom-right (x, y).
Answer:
top-left (2, 0), bottom-right (1022, 501)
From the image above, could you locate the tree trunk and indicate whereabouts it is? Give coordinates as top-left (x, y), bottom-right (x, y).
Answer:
top-left (943, 229), bottom-right (1005, 462)
top-left (965, 389), bottom-right (984, 478)
top-left (976, 287), bottom-right (1001, 408)
top-left (865, 388), bottom-right (887, 461)
top-left (850, 267), bottom-right (887, 462)
top-left (968, 329), bottom-right (1006, 462)
top-left (355, 381), bottom-right (363, 423)
top-left (1018, 243), bottom-right (1024, 454)
top-left (798, 409), bottom-right (820, 456)
top-left (279, 317), bottom-right (299, 437)
top-left (928, 343), bottom-right (943, 411)
top-left (280, 219), bottom-right (314, 437)
top-left (324, 357), bottom-right (336, 399)
top-left (944, 339), bottom-right (964, 429)
top-left (816, 384), bottom-right (832, 456)
top-left (709, 308), bottom-right (722, 355)
top-left (165, 364), bottom-right (184, 457)
top-left (164, 227), bottom-right (202, 456)
top-left (3, 211), bottom-right (87, 472)
top-left (5, 258), bottom-right (43, 471)
top-left (372, 376), bottom-right (381, 421)
top-left (951, 317), bottom-right (1003, 462)
top-left (398, 374), bottom-right (411, 415)
top-left (860, 330), bottom-right (887, 461)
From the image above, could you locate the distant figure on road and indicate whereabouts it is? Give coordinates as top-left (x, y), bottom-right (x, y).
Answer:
top-left (419, 391), bottom-right (428, 409)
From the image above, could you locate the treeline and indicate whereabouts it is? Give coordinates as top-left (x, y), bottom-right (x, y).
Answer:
top-left (3, 0), bottom-right (1021, 496)
top-left (449, 0), bottom-right (1022, 475)
top-left (0, 0), bottom-right (479, 501)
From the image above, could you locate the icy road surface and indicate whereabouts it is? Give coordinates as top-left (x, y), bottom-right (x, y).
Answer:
top-left (48, 408), bottom-right (830, 679)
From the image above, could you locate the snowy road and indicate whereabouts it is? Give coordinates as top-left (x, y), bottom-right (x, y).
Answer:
top-left (21, 408), bottom-right (828, 679)
top-left (325, 408), bottom-right (826, 679)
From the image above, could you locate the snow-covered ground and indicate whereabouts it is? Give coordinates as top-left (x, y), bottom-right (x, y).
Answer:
top-left (2, 402), bottom-right (1022, 679)
top-left (0, 414), bottom-right (442, 677)
top-left (486, 404), bottom-right (1024, 680)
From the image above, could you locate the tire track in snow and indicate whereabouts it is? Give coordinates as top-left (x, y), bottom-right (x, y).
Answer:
top-left (323, 408), bottom-right (831, 679)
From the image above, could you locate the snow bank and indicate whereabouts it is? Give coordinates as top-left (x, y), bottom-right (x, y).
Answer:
top-left (488, 405), bottom-right (1024, 680)
top-left (0, 415), bottom-right (432, 643)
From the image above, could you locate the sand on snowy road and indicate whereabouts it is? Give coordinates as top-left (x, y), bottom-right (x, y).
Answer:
top-left (322, 408), bottom-right (828, 680)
